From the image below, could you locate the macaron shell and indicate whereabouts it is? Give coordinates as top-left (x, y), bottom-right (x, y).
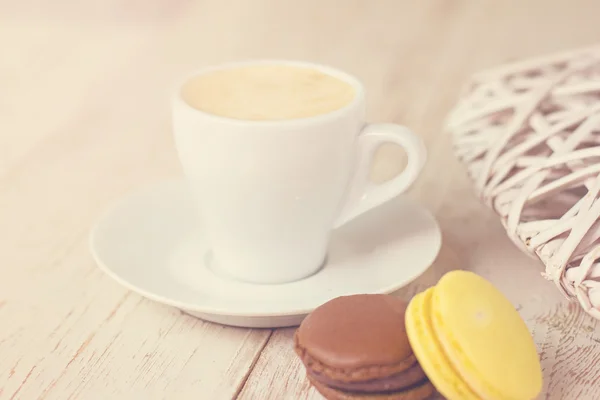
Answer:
top-left (405, 288), bottom-right (480, 400)
top-left (307, 375), bottom-right (435, 400)
top-left (294, 294), bottom-right (417, 382)
top-left (433, 270), bottom-right (543, 400)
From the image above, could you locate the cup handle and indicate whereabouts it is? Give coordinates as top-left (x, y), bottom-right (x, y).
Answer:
top-left (334, 123), bottom-right (427, 228)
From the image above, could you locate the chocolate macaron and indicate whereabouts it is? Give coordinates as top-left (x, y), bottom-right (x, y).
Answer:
top-left (294, 294), bottom-right (434, 400)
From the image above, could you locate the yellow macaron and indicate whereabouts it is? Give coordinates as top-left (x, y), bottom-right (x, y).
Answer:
top-left (406, 270), bottom-right (543, 400)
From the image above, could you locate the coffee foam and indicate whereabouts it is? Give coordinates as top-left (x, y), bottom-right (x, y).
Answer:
top-left (181, 64), bottom-right (355, 121)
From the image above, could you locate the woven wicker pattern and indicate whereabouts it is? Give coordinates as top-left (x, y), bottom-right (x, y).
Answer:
top-left (448, 45), bottom-right (600, 318)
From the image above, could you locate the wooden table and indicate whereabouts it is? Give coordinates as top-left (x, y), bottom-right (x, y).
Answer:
top-left (2, 1), bottom-right (600, 399)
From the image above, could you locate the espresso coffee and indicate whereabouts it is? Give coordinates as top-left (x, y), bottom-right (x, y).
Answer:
top-left (181, 64), bottom-right (355, 121)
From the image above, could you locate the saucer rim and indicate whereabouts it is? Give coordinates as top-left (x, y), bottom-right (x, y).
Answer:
top-left (89, 178), bottom-right (442, 318)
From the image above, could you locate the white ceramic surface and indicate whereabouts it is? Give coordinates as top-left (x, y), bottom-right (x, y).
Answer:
top-left (90, 179), bottom-right (442, 328)
top-left (172, 60), bottom-right (427, 284)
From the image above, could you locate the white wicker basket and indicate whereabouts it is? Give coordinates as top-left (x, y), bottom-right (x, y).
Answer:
top-left (447, 44), bottom-right (600, 318)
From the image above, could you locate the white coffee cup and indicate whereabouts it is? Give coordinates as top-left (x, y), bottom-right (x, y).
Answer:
top-left (172, 60), bottom-right (426, 284)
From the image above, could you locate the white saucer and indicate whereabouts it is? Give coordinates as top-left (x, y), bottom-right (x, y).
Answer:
top-left (90, 179), bottom-right (441, 328)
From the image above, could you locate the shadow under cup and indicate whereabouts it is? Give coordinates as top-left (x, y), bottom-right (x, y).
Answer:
top-left (171, 60), bottom-right (371, 285)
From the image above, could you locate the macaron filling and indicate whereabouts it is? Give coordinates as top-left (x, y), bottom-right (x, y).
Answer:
top-left (306, 362), bottom-right (428, 393)
top-left (307, 374), bottom-right (435, 400)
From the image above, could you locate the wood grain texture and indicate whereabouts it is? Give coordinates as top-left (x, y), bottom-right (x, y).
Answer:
top-left (1, 0), bottom-right (600, 399)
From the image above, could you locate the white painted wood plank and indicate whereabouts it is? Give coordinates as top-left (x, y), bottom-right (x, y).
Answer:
top-left (2, 0), bottom-right (600, 399)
